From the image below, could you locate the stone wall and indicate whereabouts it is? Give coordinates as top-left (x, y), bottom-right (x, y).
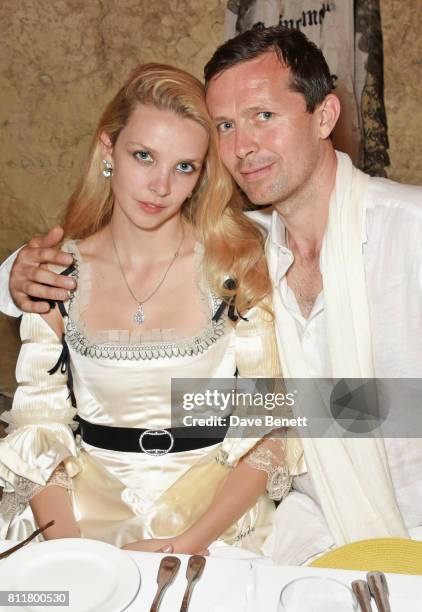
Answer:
top-left (0, 0), bottom-right (421, 396)
top-left (381, 0), bottom-right (422, 184)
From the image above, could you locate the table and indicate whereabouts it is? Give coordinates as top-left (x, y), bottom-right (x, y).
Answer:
top-left (1, 541), bottom-right (422, 611)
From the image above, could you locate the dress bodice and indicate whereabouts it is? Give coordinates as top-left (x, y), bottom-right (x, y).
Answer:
top-left (63, 241), bottom-right (236, 429)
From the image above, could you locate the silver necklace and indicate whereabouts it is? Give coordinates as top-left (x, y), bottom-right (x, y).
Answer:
top-left (110, 224), bottom-right (185, 325)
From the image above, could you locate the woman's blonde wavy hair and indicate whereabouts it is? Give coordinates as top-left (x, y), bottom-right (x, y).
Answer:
top-left (63, 63), bottom-right (271, 313)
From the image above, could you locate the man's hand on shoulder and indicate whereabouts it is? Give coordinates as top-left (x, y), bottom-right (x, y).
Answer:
top-left (10, 226), bottom-right (76, 313)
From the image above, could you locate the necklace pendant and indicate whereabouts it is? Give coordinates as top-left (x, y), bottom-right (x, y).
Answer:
top-left (133, 303), bottom-right (145, 325)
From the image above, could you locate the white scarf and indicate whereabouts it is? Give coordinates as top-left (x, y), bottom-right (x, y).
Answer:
top-left (268, 151), bottom-right (408, 545)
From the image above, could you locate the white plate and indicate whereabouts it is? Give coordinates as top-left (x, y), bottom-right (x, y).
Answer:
top-left (1, 538), bottom-right (141, 612)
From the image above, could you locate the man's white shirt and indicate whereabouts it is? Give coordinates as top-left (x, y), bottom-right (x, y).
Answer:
top-left (248, 176), bottom-right (422, 380)
top-left (247, 175), bottom-right (422, 561)
top-left (0, 249), bottom-right (21, 317)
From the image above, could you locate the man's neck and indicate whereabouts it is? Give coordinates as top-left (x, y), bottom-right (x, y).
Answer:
top-left (274, 147), bottom-right (337, 259)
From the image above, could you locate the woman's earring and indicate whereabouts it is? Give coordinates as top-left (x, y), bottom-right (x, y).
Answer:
top-left (102, 159), bottom-right (113, 177)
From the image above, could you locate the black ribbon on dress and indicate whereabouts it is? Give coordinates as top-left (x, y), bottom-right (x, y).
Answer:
top-left (45, 263), bottom-right (77, 407)
top-left (47, 333), bottom-right (76, 408)
top-left (212, 278), bottom-right (248, 323)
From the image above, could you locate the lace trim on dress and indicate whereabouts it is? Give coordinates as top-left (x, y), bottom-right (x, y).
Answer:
top-left (1, 465), bottom-right (73, 525)
top-left (1, 407), bottom-right (78, 430)
top-left (63, 241), bottom-right (227, 361)
top-left (243, 435), bottom-right (293, 501)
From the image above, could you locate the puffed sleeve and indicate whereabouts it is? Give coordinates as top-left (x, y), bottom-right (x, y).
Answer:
top-left (0, 313), bottom-right (81, 496)
top-left (225, 302), bottom-right (306, 498)
top-left (234, 301), bottom-right (281, 378)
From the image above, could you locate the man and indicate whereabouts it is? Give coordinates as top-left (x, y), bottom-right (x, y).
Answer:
top-left (202, 26), bottom-right (422, 563)
top-left (2, 26), bottom-right (422, 564)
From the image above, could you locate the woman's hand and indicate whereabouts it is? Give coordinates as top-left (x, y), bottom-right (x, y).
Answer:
top-left (10, 226), bottom-right (76, 313)
top-left (121, 536), bottom-right (209, 555)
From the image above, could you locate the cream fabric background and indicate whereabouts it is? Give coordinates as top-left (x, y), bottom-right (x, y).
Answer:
top-left (0, 0), bottom-right (421, 399)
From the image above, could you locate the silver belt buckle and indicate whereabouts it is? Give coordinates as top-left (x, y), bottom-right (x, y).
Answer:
top-left (139, 428), bottom-right (174, 456)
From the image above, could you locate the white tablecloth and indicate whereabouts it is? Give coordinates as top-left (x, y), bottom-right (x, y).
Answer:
top-left (1, 541), bottom-right (422, 611)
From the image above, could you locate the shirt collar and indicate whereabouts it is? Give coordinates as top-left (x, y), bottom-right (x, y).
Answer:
top-left (270, 209), bottom-right (287, 249)
top-left (269, 210), bottom-right (294, 282)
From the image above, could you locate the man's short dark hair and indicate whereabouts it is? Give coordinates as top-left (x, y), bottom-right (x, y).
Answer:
top-left (204, 26), bottom-right (335, 113)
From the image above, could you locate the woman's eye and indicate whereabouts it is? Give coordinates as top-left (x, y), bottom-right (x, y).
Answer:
top-left (217, 121), bottom-right (234, 133)
top-left (258, 111), bottom-right (273, 121)
top-left (134, 150), bottom-right (153, 162)
top-left (176, 162), bottom-right (195, 174)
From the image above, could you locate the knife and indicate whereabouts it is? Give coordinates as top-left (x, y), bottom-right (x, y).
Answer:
top-left (149, 555), bottom-right (181, 612)
top-left (351, 580), bottom-right (373, 612)
top-left (179, 555), bottom-right (206, 612)
top-left (0, 520), bottom-right (55, 560)
top-left (366, 572), bottom-right (392, 612)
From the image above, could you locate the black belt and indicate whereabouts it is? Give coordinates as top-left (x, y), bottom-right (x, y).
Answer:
top-left (75, 416), bottom-right (229, 455)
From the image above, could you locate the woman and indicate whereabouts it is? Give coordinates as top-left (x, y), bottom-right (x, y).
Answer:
top-left (0, 63), bottom-right (304, 554)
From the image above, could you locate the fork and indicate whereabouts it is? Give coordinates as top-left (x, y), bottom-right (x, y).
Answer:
top-left (0, 520), bottom-right (55, 560)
